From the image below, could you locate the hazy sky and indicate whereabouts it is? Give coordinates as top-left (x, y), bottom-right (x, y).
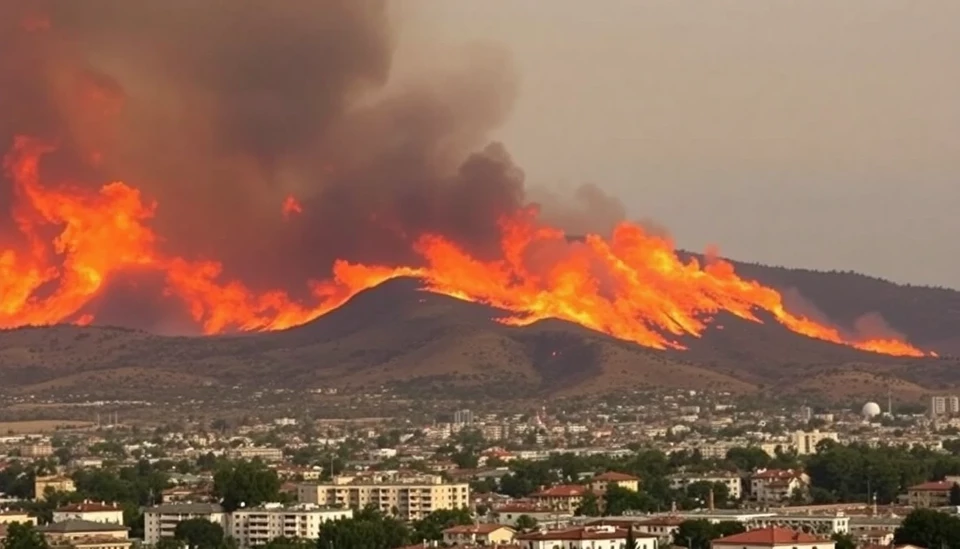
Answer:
top-left (396, 1), bottom-right (960, 289)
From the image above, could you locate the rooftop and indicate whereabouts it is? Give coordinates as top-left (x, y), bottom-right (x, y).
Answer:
top-left (712, 527), bottom-right (827, 545)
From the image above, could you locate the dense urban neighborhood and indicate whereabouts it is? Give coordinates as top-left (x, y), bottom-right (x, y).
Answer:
top-left (2, 389), bottom-right (960, 549)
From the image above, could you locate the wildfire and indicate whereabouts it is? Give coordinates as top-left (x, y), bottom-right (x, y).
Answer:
top-left (0, 137), bottom-right (930, 358)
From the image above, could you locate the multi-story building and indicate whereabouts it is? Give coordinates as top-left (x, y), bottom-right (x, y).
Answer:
top-left (228, 503), bottom-right (352, 548)
top-left (34, 476), bottom-right (76, 501)
top-left (668, 472), bottom-right (743, 500)
top-left (53, 502), bottom-right (125, 525)
top-left (227, 447), bottom-right (284, 462)
top-left (20, 442), bottom-right (54, 458)
top-left (454, 409), bottom-right (474, 426)
top-left (588, 472), bottom-right (640, 493)
top-left (442, 524), bottom-right (516, 546)
top-left (930, 395), bottom-right (960, 417)
top-left (711, 527), bottom-right (834, 549)
top-left (39, 519), bottom-right (132, 549)
top-left (0, 510), bottom-right (36, 525)
top-left (516, 525), bottom-right (658, 549)
top-left (529, 485), bottom-right (590, 514)
top-left (296, 473), bottom-right (469, 521)
top-left (143, 503), bottom-right (226, 545)
top-left (749, 470), bottom-right (809, 503)
top-left (790, 430), bottom-right (839, 455)
top-left (906, 478), bottom-right (958, 508)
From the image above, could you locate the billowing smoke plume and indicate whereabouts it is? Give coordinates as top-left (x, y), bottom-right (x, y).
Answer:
top-left (0, 0), bottom-right (524, 299)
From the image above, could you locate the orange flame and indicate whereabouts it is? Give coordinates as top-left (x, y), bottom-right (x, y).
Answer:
top-left (0, 137), bottom-right (930, 358)
top-left (282, 195), bottom-right (302, 219)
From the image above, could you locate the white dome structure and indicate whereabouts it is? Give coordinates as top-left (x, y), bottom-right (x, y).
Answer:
top-left (862, 402), bottom-right (882, 418)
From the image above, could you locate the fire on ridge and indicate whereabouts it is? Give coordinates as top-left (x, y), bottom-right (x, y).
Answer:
top-left (0, 137), bottom-right (930, 358)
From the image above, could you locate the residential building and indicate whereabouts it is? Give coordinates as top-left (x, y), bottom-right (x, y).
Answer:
top-left (906, 479), bottom-right (958, 508)
top-left (297, 473), bottom-right (469, 521)
top-left (529, 485), bottom-right (589, 514)
top-left (143, 503), bottom-right (226, 545)
top-left (492, 503), bottom-right (572, 528)
top-left (454, 409), bottom-right (475, 426)
top-left (749, 470), bottom-right (808, 503)
top-left (589, 472), bottom-right (640, 493)
top-left (34, 476), bottom-right (76, 501)
top-left (752, 514), bottom-right (849, 535)
top-left (790, 430), bottom-right (839, 455)
top-left (668, 472), bottom-right (743, 500)
top-left (710, 526), bottom-right (834, 549)
top-left (516, 525), bottom-right (657, 549)
top-left (53, 502), bottom-right (124, 525)
top-left (632, 516), bottom-right (685, 542)
top-left (227, 447), bottom-right (284, 462)
top-left (39, 519), bottom-right (131, 549)
top-left (930, 395), bottom-right (960, 417)
top-left (228, 503), bottom-right (352, 548)
top-left (441, 524), bottom-right (516, 546)
top-left (0, 510), bottom-right (35, 525)
top-left (19, 442), bottom-right (54, 458)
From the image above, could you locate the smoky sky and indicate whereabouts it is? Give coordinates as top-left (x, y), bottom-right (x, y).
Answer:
top-left (0, 0), bottom-right (563, 296)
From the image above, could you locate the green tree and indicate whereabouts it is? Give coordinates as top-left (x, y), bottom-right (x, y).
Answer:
top-left (259, 537), bottom-right (313, 549)
top-left (950, 483), bottom-right (960, 506)
top-left (724, 447), bottom-right (770, 471)
top-left (213, 460), bottom-right (281, 512)
top-left (514, 515), bottom-right (537, 531)
top-left (174, 518), bottom-right (224, 549)
top-left (411, 509), bottom-right (473, 542)
top-left (625, 527), bottom-right (637, 549)
top-left (894, 508), bottom-right (960, 549)
top-left (155, 539), bottom-right (184, 549)
top-left (673, 520), bottom-right (715, 549)
top-left (1, 523), bottom-right (49, 549)
top-left (831, 532), bottom-right (856, 549)
top-left (317, 507), bottom-right (409, 549)
top-left (576, 492), bottom-right (601, 516)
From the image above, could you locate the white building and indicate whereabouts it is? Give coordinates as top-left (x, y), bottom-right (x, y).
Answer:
top-left (227, 447), bottom-right (284, 462)
top-left (143, 503), bottom-right (227, 545)
top-left (228, 503), bottom-right (352, 548)
top-left (297, 473), bottom-right (469, 521)
top-left (53, 502), bottom-right (125, 525)
top-left (668, 472), bottom-right (743, 500)
top-left (790, 430), bottom-right (839, 455)
top-left (711, 526), bottom-right (834, 549)
top-left (516, 526), bottom-right (658, 549)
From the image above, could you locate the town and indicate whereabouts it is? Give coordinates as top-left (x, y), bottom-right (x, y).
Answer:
top-left (1, 388), bottom-right (960, 549)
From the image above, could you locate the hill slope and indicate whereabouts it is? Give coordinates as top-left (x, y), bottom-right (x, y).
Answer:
top-left (1, 267), bottom-right (959, 401)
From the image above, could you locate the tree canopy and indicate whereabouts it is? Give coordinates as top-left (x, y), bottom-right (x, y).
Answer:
top-left (213, 460), bottom-right (281, 512)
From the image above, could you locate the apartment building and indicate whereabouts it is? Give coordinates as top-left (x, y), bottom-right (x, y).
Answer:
top-left (40, 520), bottom-right (131, 549)
top-left (53, 502), bottom-right (124, 525)
top-left (588, 472), bottom-right (640, 493)
top-left (668, 472), bottom-right (743, 500)
top-left (930, 395), bottom-right (960, 418)
top-left (749, 470), bottom-right (809, 503)
top-left (227, 447), bottom-right (284, 462)
top-left (20, 442), bottom-right (54, 458)
top-left (906, 478), bottom-right (959, 508)
top-left (143, 503), bottom-right (226, 545)
top-left (34, 476), bottom-right (76, 501)
top-left (790, 430), bottom-right (839, 455)
top-left (516, 525), bottom-right (658, 549)
top-left (296, 473), bottom-right (469, 521)
top-left (228, 503), bottom-right (352, 548)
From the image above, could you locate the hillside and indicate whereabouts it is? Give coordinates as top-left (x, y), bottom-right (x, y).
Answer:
top-left (1, 266), bottom-right (959, 401)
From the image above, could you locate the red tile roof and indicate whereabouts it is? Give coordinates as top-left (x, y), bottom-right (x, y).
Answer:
top-left (712, 527), bottom-right (827, 545)
top-left (909, 480), bottom-right (955, 491)
top-left (592, 471), bottom-right (640, 482)
top-left (443, 524), bottom-right (513, 535)
top-left (532, 485), bottom-right (588, 497)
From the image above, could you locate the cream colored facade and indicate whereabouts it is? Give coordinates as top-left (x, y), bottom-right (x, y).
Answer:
top-left (229, 503), bottom-right (352, 548)
top-left (790, 430), bottom-right (839, 455)
top-left (297, 474), bottom-right (469, 521)
top-left (143, 504), bottom-right (227, 544)
top-left (35, 476), bottom-right (76, 500)
top-left (0, 511), bottom-right (36, 525)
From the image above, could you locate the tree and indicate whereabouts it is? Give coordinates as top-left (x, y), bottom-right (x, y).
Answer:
top-left (1, 523), bottom-right (48, 549)
top-left (625, 527), bottom-right (637, 549)
top-left (831, 533), bottom-right (856, 549)
top-left (154, 539), bottom-right (183, 549)
top-left (174, 518), bottom-right (224, 549)
top-left (515, 515), bottom-right (537, 531)
top-left (894, 508), bottom-right (960, 549)
top-left (317, 508), bottom-right (409, 549)
top-left (411, 509), bottom-right (473, 542)
top-left (673, 520), bottom-right (715, 549)
top-left (213, 460), bottom-right (281, 512)
top-left (950, 483), bottom-right (960, 506)
top-left (576, 492), bottom-right (601, 516)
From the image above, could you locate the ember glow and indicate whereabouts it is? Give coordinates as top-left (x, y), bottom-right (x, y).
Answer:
top-left (0, 137), bottom-right (930, 357)
top-left (282, 195), bottom-right (303, 219)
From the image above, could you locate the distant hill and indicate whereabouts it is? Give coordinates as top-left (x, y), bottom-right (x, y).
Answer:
top-left (2, 263), bottom-right (959, 401)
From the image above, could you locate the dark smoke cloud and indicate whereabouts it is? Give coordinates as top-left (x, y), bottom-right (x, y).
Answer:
top-left (0, 0), bottom-right (524, 298)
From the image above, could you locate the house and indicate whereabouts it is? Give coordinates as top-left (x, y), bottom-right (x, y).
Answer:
top-left (588, 472), bottom-right (640, 493)
top-left (906, 479), bottom-right (957, 508)
top-left (749, 470), bottom-right (808, 503)
top-left (634, 516), bottom-right (686, 541)
top-left (442, 524), bottom-right (516, 546)
top-left (0, 510), bottom-right (35, 525)
top-left (668, 472), bottom-right (743, 500)
top-left (492, 502), bottom-right (572, 528)
top-left (710, 527), bottom-right (833, 549)
top-left (53, 502), bottom-right (124, 525)
top-left (516, 525), bottom-right (658, 549)
top-left (39, 519), bottom-right (132, 549)
top-left (34, 476), bottom-right (76, 501)
top-left (530, 485), bottom-right (589, 514)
